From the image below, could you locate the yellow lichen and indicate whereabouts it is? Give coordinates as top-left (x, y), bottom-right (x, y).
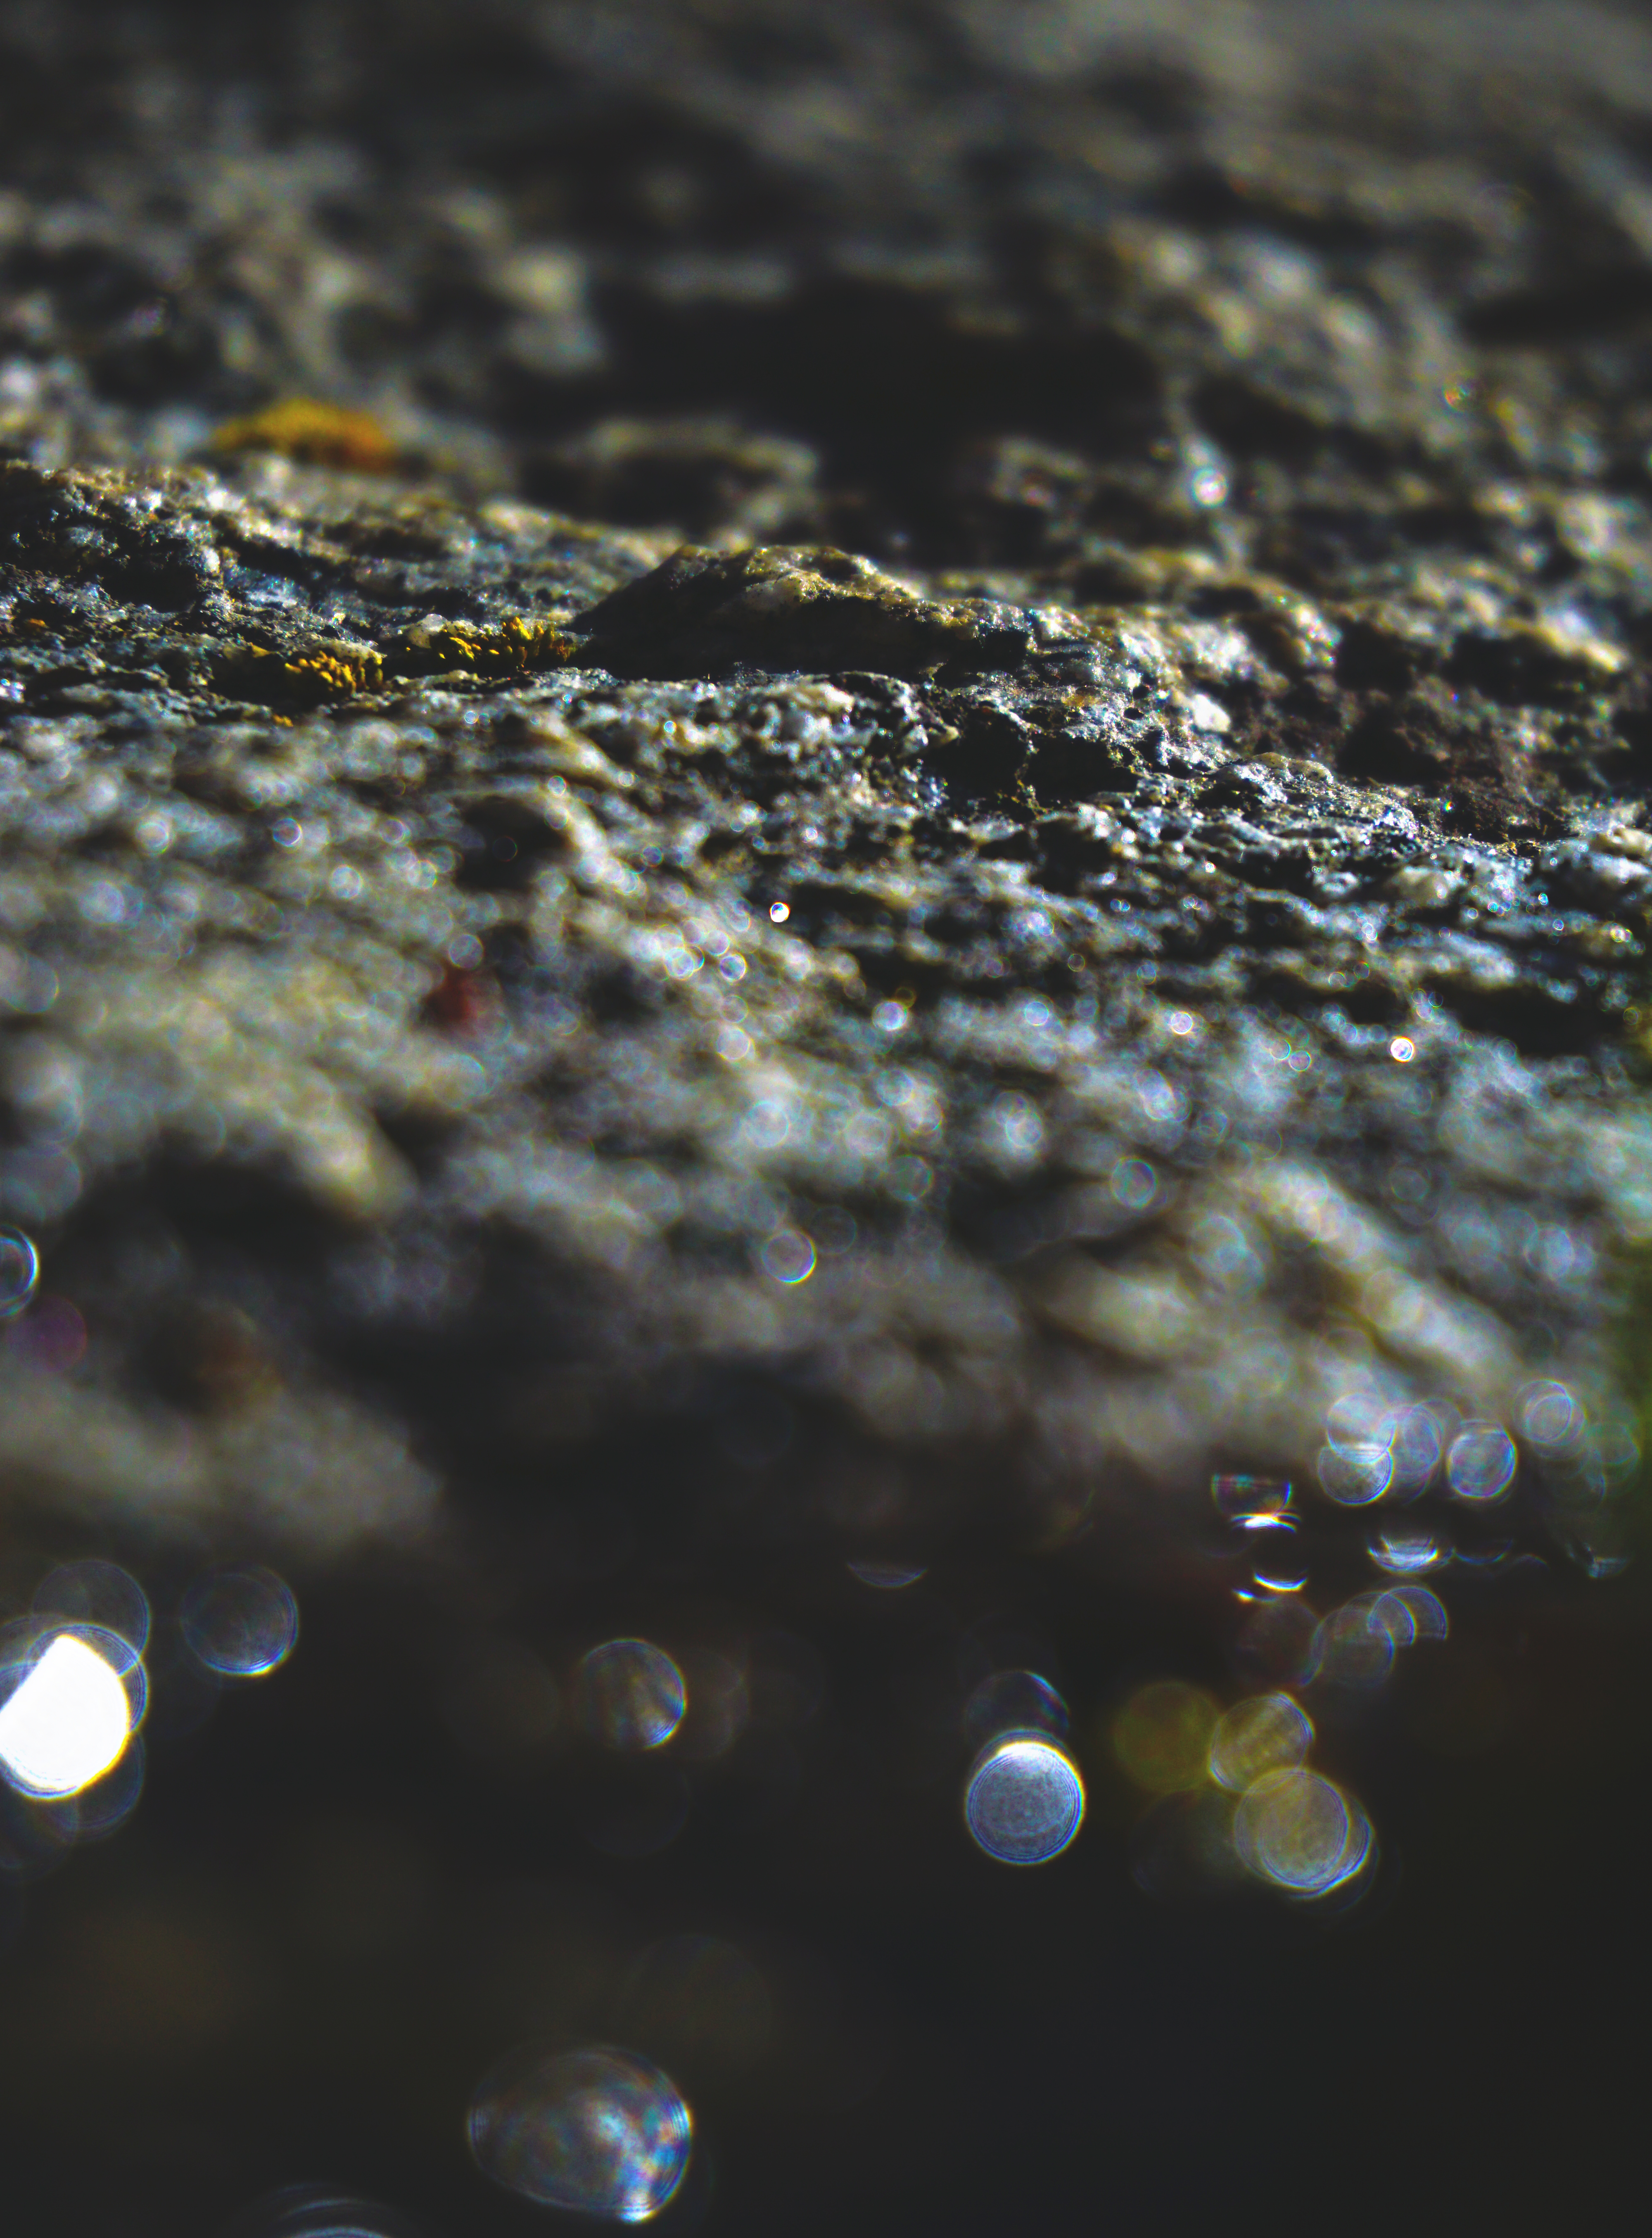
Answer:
top-left (211, 399), bottom-right (399, 474)
top-left (392, 613), bottom-right (575, 677)
top-left (216, 642), bottom-right (386, 706)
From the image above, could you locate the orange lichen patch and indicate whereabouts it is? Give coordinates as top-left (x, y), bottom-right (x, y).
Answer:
top-left (215, 641), bottom-right (385, 706)
top-left (392, 612), bottom-right (576, 677)
top-left (211, 399), bottom-right (399, 473)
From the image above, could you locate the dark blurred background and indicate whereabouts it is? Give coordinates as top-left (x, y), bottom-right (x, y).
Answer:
top-left (3, 4), bottom-right (1652, 2233)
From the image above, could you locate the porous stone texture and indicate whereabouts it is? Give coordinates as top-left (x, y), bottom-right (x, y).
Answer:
top-left (1, 430), bottom-right (1646, 1581)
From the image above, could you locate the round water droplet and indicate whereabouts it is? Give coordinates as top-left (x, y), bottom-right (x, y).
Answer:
top-left (1208, 1694), bottom-right (1313, 1793)
top-left (468, 2044), bottom-right (692, 2221)
top-left (0, 1227), bottom-right (40, 1319)
top-left (0, 1621), bottom-right (144, 1799)
top-left (180, 1566), bottom-right (299, 1678)
top-left (964, 1734), bottom-right (1085, 1865)
top-left (577, 1639), bottom-right (687, 1751)
top-left (34, 1559), bottom-right (150, 1652)
top-left (1112, 1681), bottom-right (1220, 1793)
top-left (1234, 1768), bottom-right (1371, 1896)
top-left (1446, 1423), bottom-right (1517, 1504)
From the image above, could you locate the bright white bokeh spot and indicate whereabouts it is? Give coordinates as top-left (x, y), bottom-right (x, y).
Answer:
top-left (965, 1734), bottom-right (1085, 1865)
top-left (0, 1632), bottom-right (133, 1798)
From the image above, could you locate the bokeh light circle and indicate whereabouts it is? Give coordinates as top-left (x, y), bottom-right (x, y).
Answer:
top-left (0, 1227), bottom-right (40, 1318)
top-left (1317, 1440), bottom-right (1395, 1506)
top-left (181, 1566), bottom-right (299, 1678)
top-left (468, 2044), bottom-right (693, 2221)
top-left (1208, 1693), bottom-right (1313, 1793)
top-left (0, 1620), bottom-right (145, 1799)
top-left (1446, 1422), bottom-right (1517, 1503)
top-left (1234, 1768), bottom-right (1372, 1896)
top-left (964, 1734), bottom-right (1085, 1865)
top-left (577, 1640), bottom-right (687, 1752)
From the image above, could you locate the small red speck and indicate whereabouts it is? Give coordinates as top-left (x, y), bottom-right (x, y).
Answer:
top-left (426, 962), bottom-right (498, 1034)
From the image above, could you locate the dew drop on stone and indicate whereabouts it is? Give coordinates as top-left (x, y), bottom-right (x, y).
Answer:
top-left (180, 1566), bottom-right (299, 1678)
top-left (0, 1227), bottom-right (40, 1318)
top-left (965, 1734), bottom-right (1085, 1865)
top-left (468, 2044), bottom-right (693, 2221)
top-left (962, 1668), bottom-right (1069, 1749)
top-left (577, 1639), bottom-right (687, 1751)
top-left (1208, 1693), bottom-right (1313, 1792)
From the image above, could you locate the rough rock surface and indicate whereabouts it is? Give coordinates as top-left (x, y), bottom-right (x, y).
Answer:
top-left (4, 5), bottom-right (1652, 2235)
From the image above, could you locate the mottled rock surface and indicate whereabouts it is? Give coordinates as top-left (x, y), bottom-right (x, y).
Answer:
top-left (4, 5), bottom-right (1652, 2235)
